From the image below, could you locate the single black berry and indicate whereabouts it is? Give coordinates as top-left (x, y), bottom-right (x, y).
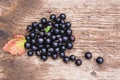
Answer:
top-left (63, 57), bottom-right (69, 63)
top-left (41, 18), bottom-right (47, 24)
top-left (50, 14), bottom-right (56, 20)
top-left (27, 25), bottom-right (33, 32)
top-left (70, 55), bottom-right (76, 61)
top-left (27, 50), bottom-right (33, 56)
top-left (63, 36), bottom-right (68, 42)
top-left (31, 45), bottom-right (38, 51)
top-left (35, 50), bottom-right (41, 56)
top-left (37, 38), bottom-right (44, 44)
top-left (66, 29), bottom-right (72, 36)
top-left (66, 22), bottom-right (71, 28)
top-left (85, 52), bottom-right (92, 59)
top-left (96, 57), bottom-right (104, 64)
top-left (32, 22), bottom-right (38, 27)
top-left (41, 48), bottom-right (47, 55)
top-left (38, 23), bottom-right (43, 29)
top-left (70, 36), bottom-right (75, 42)
top-left (75, 59), bottom-right (82, 66)
top-left (59, 52), bottom-right (65, 58)
top-left (52, 54), bottom-right (58, 59)
top-left (66, 42), bottom-right (73, 49)
top-left (60, 13), bottom-right (66, 20)
top-left (30, 32), bottom-right (36, 38)
top-left (55, 17), bottom-right (61, 23)
top-left (24, 42), bottom-right (31, 49)
top-left (41, 55), bottom-right (47, 61)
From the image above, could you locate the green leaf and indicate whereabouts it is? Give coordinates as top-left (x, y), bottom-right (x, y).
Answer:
top-left (45, 26), bottom-right (51, 33)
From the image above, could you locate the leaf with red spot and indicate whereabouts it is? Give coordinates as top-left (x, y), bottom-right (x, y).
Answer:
top-left (3, 34), bottom-right (26, 56)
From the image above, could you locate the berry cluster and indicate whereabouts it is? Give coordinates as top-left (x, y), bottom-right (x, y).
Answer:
top-left (24, 13), bottom-right (82, 66)
top-left (24, 13), bottom-right (104, 66)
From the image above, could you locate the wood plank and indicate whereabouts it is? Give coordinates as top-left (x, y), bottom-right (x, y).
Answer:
top-left (0, 0), bottom-right (120, 80)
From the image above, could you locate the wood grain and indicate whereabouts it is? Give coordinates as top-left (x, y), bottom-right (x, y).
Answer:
top-left (0, 0), bottom-right (120, 80)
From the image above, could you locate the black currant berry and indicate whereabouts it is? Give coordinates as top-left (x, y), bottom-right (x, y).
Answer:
top-left (60, 13), bottom-right (66, 20)
top-left (85, 52), bottom-right (92, 59)
top-left (59, 52), bottom-right (65, 58)
top-left (75, 59), bottom-right (82, 66)
top-left (96, 57), bottom-right (104, 64)
top-left (41, 18), bottom-right (47, 24)
top-left (27, 50), bottom-right (33, 56)
top-left (27, 25), bottom-right (33, 32)
top-left (35, 50), bottom-right (41, 56)
top-left (52, 54), bottom-right (58, 59)
top-left (66, 22), bottom-right (71, 28)
top-left (24, 42), bottom-right (31, 49)
top-left (63, 57), bottom-right (69, 63)
top-left (70, 55), bottom-right (76, 61)
top-left (41, 55), bottom-right (47, 61)
top-left (66, 42), bottom-right (73, 49)
top-left (50, 14), bottom-right (56, 20)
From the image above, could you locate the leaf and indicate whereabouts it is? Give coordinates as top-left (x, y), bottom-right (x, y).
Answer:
top-left (44, 26), bottom-right (51, 33)
top-left (3, 34), bottom-right (26, 56)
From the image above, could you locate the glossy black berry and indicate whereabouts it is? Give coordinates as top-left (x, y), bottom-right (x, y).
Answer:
top-left (31, 45), bottom-right (38, 51)
top-left (40, 31), bottom-right (45, 37)
top-left (25, 35), bottom-right (31, 41)
top-left (60, 24), bottom-right (66, 30)
top-left (34, 28), bottom-right (39, 33)
top-left (70, 55), bottom-right (76, 61)
top-left (54, 47), bottom-right (60, 53)
top-left (70, 36), bottom-right (75, 42)
top-left (41, 18), bottom-right (47, 24)
top-left (60, 30), bottom-right (65, 35)
top-left (52, 42), bottom-right (58, 48)
top-left (51, 35), bottom-right (57, 41)
top-left (66, 42), bottom-right (73, 49)
top-left (63, 57), bottom-right (69, 63)
top-left (27, 25), bottom-right (33, 32)
top-left (63, 36), bottom-right (68, 42)
top-left (54, 23), bottom-right (59, 29)
top-left (58, 37), bottom-right (63, 42)
top-left (32, 22), bottom-right (38, 27)
top-left (45, 38), bottom-right (51, 44)
top-left (30, 32), bottom-right (36, 38)
top-left (66, 29), bottom-right (72, 36)
top-left (48, 47), bottom-right (54, 54)
top-left (24, 42), bottom-right (31, 49)
top-left (85, 52), bottom-right (92, 59)
top-left (38, 44), bottom-right (44, 49)
top-left (41, 48), bottom-right (47, 55)
top-left (60, 45), bottom-right (66, 51)
top-left (37, 38), bottom-right (44, 44)
top-left (59, 52), bottom-right (65, 58)
top-left (35, 50), bottom-right (41, 56)
top-left (52, 54), bottom-right (58, 59)
top-left (75, 59), bottom-right (82, 66)
top-left (61, 20), bottom-right (65, 24)
top-left (55, 17), bottom-right (61, 23)
top-left (41, 55), bottom-right (47, 61)
top-left (50, 14), bottom-right (56, 20)
top-left (60, 13), bottom-right (66, 19)
top-left (47, 21), bottom-right (53, 26)
top-left (66, 22), bottom-right (71, 28)
top-left (38, 23), bottom-right (43, 29)
top-left (46, 32), bottom-right (52, 37)
top-left (31, 39), bottom-right (36, 44)
top-left (54, 29), bottom-right (60, 34)
top-left (27, 50), bottom-right (33, 56)
top-left (96, 57), bottom-right (104, 64)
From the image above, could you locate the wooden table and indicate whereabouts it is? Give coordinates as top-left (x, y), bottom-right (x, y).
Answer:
top-left (0, 0), bottom-right (120, 80)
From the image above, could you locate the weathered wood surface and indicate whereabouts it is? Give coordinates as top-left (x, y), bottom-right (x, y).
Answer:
top-left (0, 0), bottom-right (120, 80)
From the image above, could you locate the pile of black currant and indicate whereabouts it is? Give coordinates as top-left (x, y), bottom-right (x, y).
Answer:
top-left (24, 13), bottom-right (104, 66)
top-left (24, 13), bottom-right (82, 66)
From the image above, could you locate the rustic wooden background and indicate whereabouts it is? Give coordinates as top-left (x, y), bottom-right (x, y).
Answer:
top-left (0, 0), bottom-right (120, 80)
